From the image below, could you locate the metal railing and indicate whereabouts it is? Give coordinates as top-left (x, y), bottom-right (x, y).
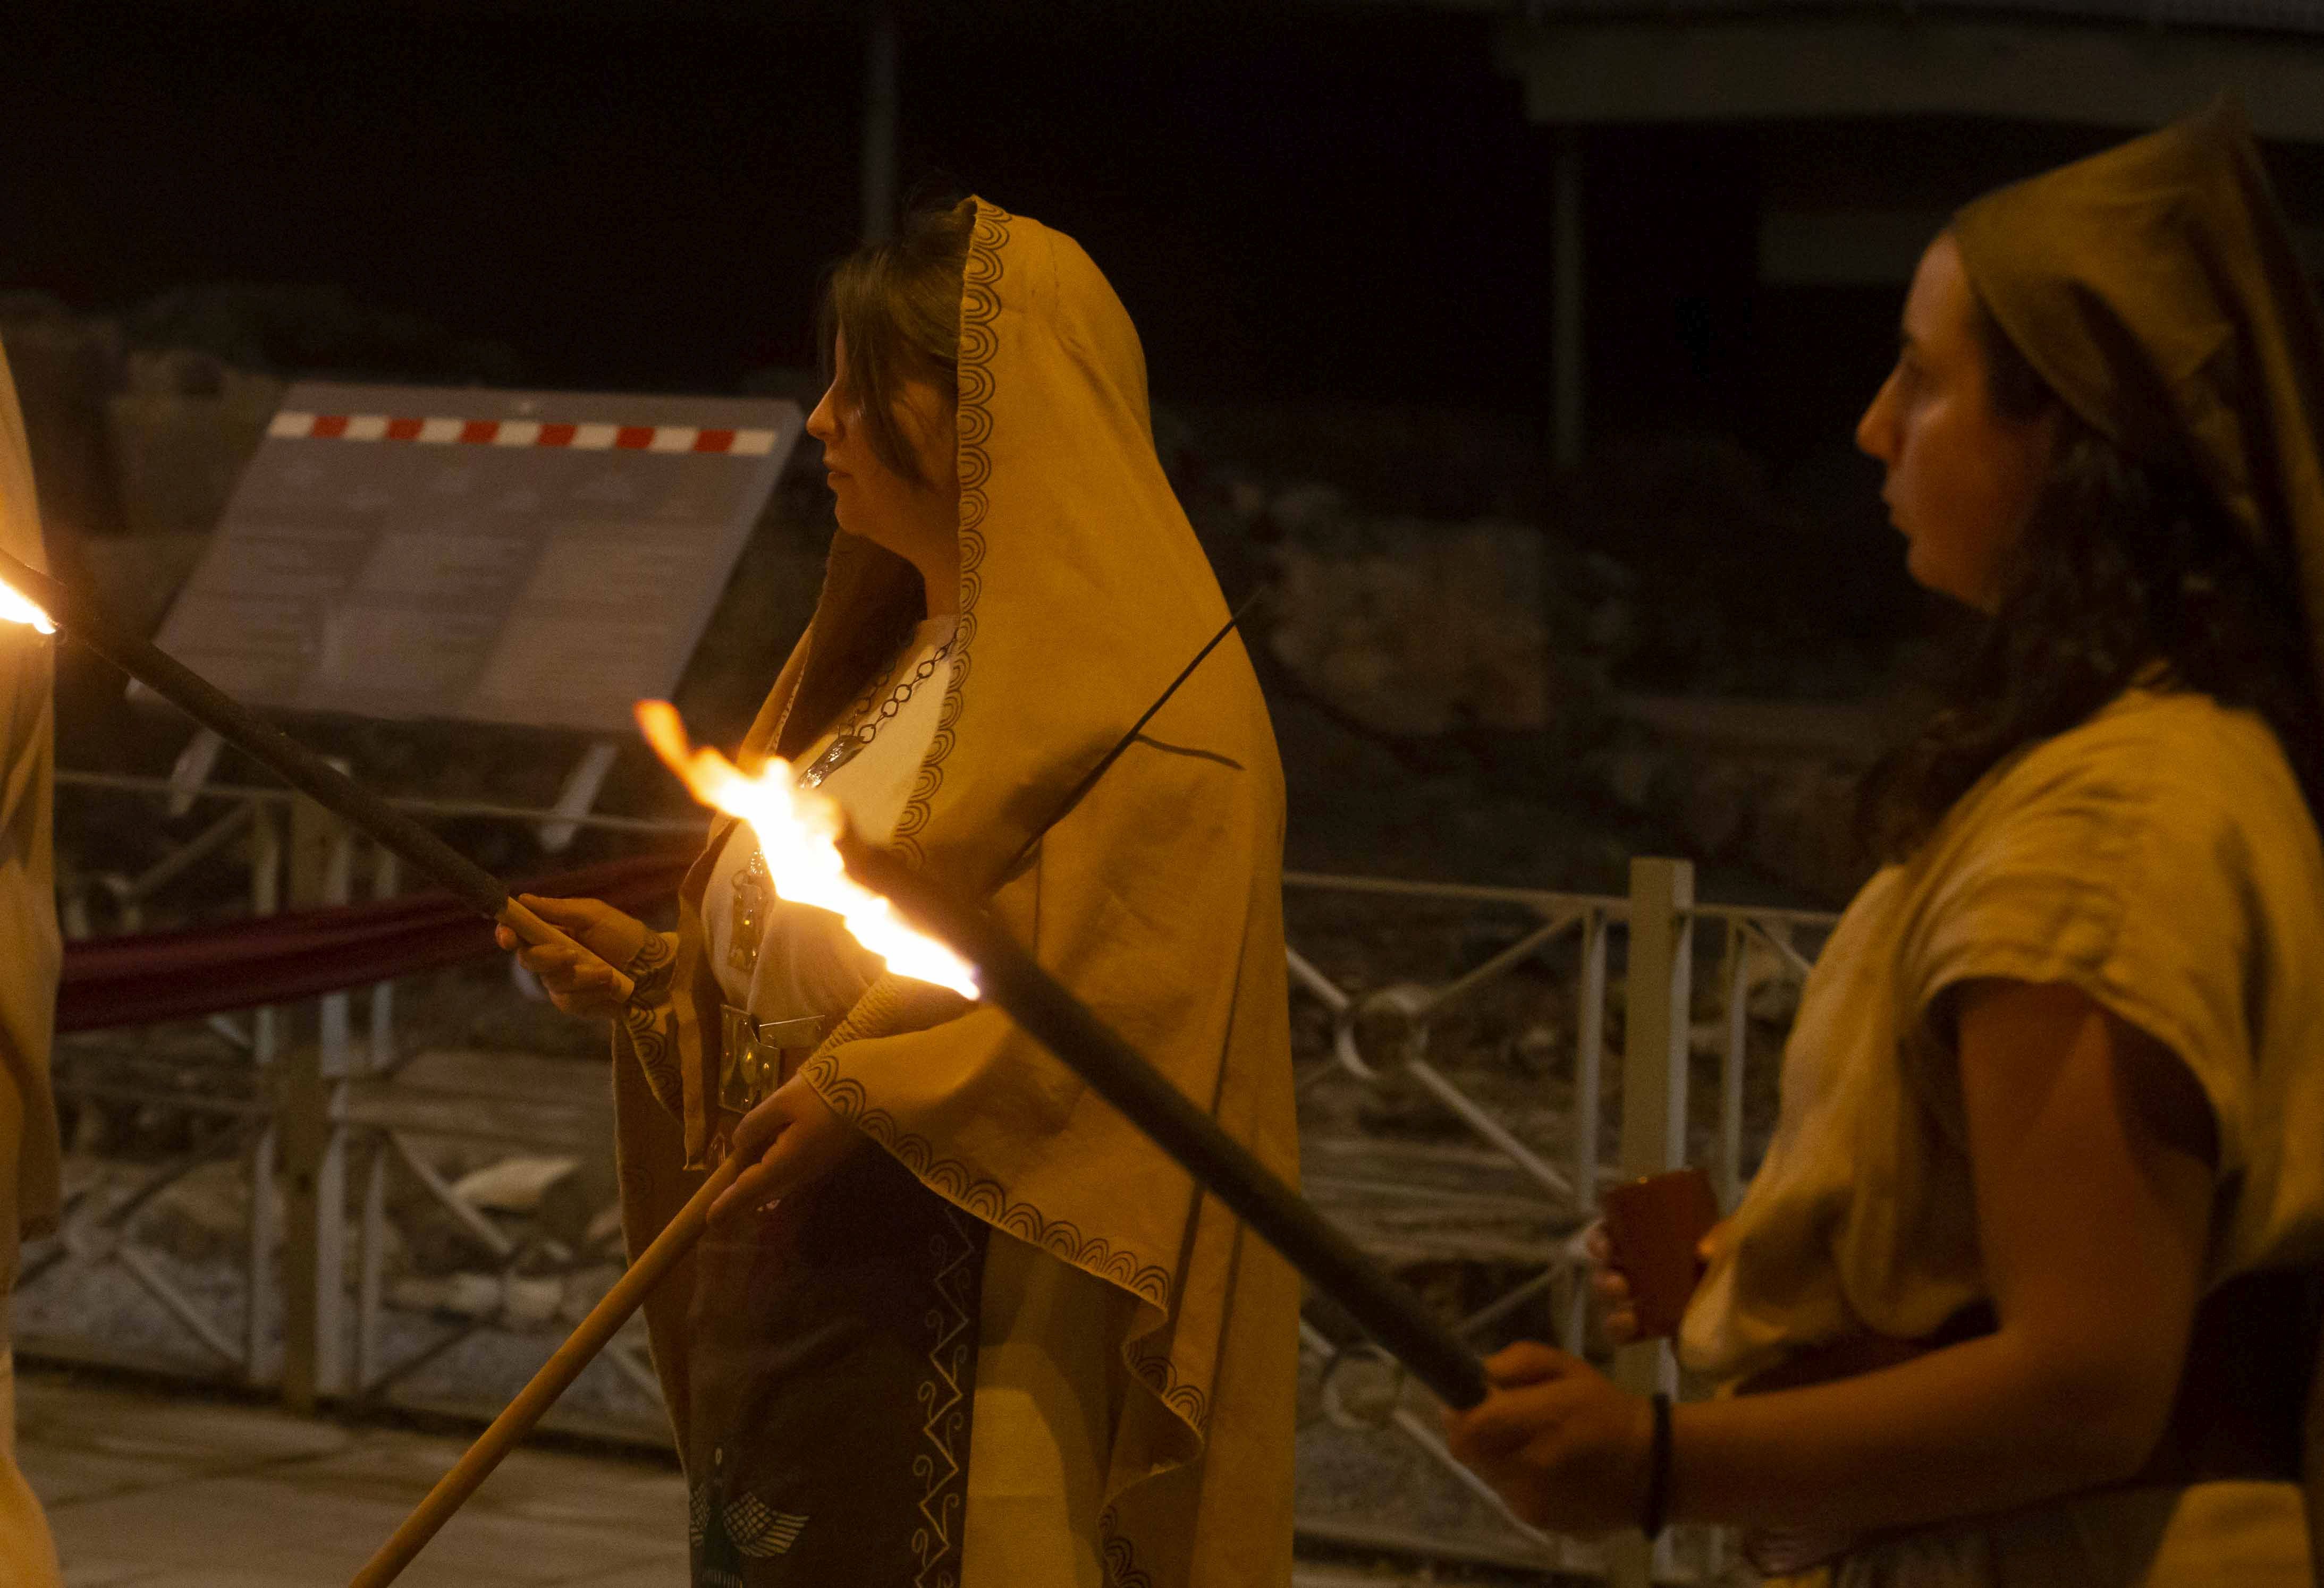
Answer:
top-left (1284, 861), bottom-right (1835, 1582)
top-left (31, 769), bottom-right (1838, 1583)
top-left (36, 771), bottom-right (701, 1430)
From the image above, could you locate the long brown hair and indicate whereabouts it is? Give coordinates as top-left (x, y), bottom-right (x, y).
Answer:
top-left (1857, 295), bottom-right (2324, 861)
top-left (780, 199), bottom-right (977, 753)
top-left (816, 197), bottom-right (976, 489)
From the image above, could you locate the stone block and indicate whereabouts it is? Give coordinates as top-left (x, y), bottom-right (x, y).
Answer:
top-left (451, 1153), bottom-right (594, 1248)
top-left (133, 1157), bottom-right (251, 1266)
top-left (104, 363), bottom-right (282, 537)
top-left (75, 531), bottom-right (209, 638)
top-left (0, 301), bottom-right (126, 538)
top-left (1269, 519), bottom-right (1552, 737)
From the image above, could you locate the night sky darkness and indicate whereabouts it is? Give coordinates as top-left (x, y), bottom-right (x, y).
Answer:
top-left (33, 12), bottom-right (2302, 561)
top-left (0, 3), bottom-right (1651, 414)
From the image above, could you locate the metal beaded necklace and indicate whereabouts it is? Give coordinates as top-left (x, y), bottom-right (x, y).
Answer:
top-left (724, 589), bottom-right (1255, 982)
top-left (796, 633), bottom-right (956, 791)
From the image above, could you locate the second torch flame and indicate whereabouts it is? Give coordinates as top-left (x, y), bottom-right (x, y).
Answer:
top-left (634, 700), bottom-right (979, 1000)
top-left (0, 580), bottom-right (53, 635)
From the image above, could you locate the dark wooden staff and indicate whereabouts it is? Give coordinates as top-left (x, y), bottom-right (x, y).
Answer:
top-left (0, 546), bottom-right (632, 999)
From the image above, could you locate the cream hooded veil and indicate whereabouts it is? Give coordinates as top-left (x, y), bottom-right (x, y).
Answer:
top-left (615, 200), bottom-right (1299, 1586)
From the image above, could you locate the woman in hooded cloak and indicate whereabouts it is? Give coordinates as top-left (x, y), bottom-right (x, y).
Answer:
top-left (0, 322), bottom-right (65, 1588)
top-left (508, 199), bottom-right (1298, 1588)
top-left (1443, 99), bottom-right (2324, 1585)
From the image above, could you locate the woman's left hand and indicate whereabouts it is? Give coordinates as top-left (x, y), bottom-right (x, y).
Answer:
top-left (1440, 1343), bottom-right (1656, 1538)
top-left (709, 1079), bottom-right (868, 1223)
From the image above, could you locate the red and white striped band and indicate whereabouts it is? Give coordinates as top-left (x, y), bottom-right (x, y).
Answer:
top-left (267, 411), bottom-right (780, 456)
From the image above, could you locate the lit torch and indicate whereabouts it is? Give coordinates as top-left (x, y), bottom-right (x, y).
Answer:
top-left (631, 694), bottom-right (1480, 1406)
top-left (633, 700), bottom-right (976, 997)
top-left (0, 576), bottom-right (53, 635)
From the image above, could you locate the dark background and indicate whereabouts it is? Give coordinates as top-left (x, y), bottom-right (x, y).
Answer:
top-left (0, 3), bottom-right (1783, 435)
top-left (20, 3), bottom-right (2311, 894)
top-left (45, 1), bottom-right (2312, 708)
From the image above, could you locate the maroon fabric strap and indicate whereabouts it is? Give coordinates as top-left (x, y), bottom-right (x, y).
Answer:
top-left (57, 852), bottom-right (690, 1033)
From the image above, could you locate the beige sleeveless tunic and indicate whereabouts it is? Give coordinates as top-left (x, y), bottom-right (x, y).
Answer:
top-left (1685, 689), bottom-right (2324, 1584)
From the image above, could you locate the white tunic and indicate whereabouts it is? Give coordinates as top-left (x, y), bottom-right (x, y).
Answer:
top-left (703, 615), bottom-right (957, 1018)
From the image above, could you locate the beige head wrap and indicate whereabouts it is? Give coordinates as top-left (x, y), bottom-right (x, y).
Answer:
top-left (1954, 96), bottom-right (2324, 702)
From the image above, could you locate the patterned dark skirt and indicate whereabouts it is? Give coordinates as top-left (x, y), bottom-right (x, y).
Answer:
top-left (685, 1146), bottom-right (988, 1588)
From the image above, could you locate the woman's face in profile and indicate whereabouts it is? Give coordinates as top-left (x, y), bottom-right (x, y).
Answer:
top-left (806, 333), bottom-right (961, 573)
top-left (1855, 233), bottom-right (2057, 614)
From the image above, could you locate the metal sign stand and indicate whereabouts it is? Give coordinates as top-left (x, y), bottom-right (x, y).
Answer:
top-left (168, 726), bottom-right (226, 817)
top-left (536, 738), bottom-right (621, 854)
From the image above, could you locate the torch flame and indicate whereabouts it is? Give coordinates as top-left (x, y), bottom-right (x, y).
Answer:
top-left (635, 700), bottom-right (978, 999)
top-left (0, 579), bottom-right (54, 635)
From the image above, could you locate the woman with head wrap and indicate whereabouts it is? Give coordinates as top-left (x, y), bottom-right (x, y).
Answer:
top-left (1442, 100), bottom-right (2324, 1583)
top-left (504, 199), bottom-right (1297, 1588)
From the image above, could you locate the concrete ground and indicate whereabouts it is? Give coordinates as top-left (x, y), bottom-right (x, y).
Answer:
top-left (16, 1366), bottom-right (1441, 1588)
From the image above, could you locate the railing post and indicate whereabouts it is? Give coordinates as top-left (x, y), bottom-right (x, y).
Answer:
top-left (357, 1140), bottom-right (388, 1394)
top-left (246, 1124), bottom-right (276, 1385)
top-left (246, 797), bottom-right (282, 1385)
top-left (250, 797), bottom-right (281, 1067)
top-left (1620, 858), bottom-right (1694, 1179)
top-left (1563, 907), bottom-right (1609, 1354)
top-left (1720, 920), bottom-right (1751, 1212)
top-left (281, 794), bottom-right (353, 1411)
top-left (1610, 857), bottom-right (1694, 1587)
top-left (368, 848), bottom-right (400, 1070)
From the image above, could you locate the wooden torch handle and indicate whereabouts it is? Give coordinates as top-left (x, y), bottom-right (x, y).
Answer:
top-left (496, 898), bottom-right (637, 1003)
top-left (347, 1156), bottom-right (737, 1588)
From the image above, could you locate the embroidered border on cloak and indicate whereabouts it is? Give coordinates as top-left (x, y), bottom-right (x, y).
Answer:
top-left (792, 201), bottom-right (1241, 1578)
top-left (911, 1200), bottom-right (984, 1588)
top-left (807, 1056), bottom-right (1174, 1307)
top-left (893, 197), bottom-right (1009, 865)
top-left (1128, 1344), bottom-right (1211, 1430)
top-left (799, 230), bottom-right (1195, 1315)
top-left (1098, 1507), bottom-right (1154, 1588)
top-left (621, 932), bottom-right (681, 1108)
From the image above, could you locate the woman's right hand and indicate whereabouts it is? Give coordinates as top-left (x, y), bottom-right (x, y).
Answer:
top-left (494, 894), bottom-right (649, 1019)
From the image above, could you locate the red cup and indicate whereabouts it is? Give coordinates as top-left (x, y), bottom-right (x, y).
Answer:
top-left (1600, 1166), bottom-right (1720, 1340)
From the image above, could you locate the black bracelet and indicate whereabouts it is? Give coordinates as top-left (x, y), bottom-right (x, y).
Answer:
top-left (1641, 1391), bottom-right (1674, 1541)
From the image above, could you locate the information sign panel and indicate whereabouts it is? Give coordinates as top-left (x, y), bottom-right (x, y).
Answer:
top-left (146, 382), bottom-right (804, 734)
